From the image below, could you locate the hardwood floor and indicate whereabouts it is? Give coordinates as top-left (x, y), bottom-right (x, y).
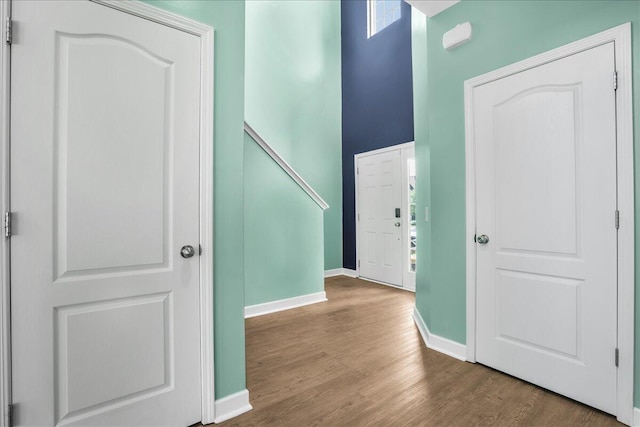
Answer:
top-left (217, 276), bottom-right (620, 426)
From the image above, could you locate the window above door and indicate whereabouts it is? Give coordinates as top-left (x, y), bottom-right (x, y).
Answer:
top-left (367, 0), bottom-right (401, 38)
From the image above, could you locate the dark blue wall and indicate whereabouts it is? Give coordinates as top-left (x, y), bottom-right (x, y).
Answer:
top-left (342, 0), bottom-right (415, 270)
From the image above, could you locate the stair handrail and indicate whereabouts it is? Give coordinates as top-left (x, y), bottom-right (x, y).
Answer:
top-left (244, 122), bottom-right (329, 210)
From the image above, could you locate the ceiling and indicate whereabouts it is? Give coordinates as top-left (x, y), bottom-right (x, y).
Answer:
top-left (404, 0), bottom-right (461, 17)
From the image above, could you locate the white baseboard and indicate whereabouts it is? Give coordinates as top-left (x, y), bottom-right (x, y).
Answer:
top-left (412, 306), bottom-right (466, 361)
top-left (633, 407), bottom-right (640, 426)
top-left (213, 389), bottom-right (252, 423)
top-left (358, 276), bottom-right (415, 293)
top-left (324, 268), bottom-right (357, 278)
top-left (324, 268), bottom-right (343, 277)
top-left (343, 268), bottom-right (357, 277)
top-left (245, 291), bottom-right (327, 318)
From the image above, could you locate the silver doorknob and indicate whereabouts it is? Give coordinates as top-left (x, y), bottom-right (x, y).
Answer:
top-left (477, 235), bottom-right (489, 244)
top-left (395, 222), bottom-right (401, 227)
top-left (180, 245), bottom-right (195, 258)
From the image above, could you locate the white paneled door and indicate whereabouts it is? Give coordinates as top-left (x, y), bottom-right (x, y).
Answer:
top-left (474, 43), bottom-right (617, 413)
top-left (358, 150), bottom-right (402, 286)
top-left (11, 2), bottom-right (202, 426)
top-left (357, 145), bottom-right (415, 289)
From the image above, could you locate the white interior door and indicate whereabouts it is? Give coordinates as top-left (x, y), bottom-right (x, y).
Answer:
top-left (357, 149), bottom-right (403, 286)
top-left (474, 43), bottom-right (617, 413)
top-left (11, 2), bottom-right (202, 425)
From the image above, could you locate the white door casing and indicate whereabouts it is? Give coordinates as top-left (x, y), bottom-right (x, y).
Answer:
top-left (355, 143), bottom-right (415, 289)
top-left (465, 24), bottom-right (634, 424)
top-left (8, 1), bottom-right (215, 426)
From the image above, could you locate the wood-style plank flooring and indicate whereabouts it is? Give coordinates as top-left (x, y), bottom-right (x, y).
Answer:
top-left (217, 276), bottom-right (620, 426)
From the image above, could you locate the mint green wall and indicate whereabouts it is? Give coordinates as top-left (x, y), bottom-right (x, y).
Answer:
top-left (142, 1), bottom-right (246, 400)
top-left (411, 11), bottom-right (432, 327)
top-left (411, 0), bottom-right (640, 406)
top-left (244, 134), bottom-right (325, 306)
top-left (245, 0), bottom-right (343, 270)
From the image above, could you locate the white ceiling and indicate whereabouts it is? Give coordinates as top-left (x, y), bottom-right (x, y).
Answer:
top-left (404, 0), bottom-right (461, 18)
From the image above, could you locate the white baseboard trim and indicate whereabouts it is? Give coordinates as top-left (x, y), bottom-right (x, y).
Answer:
top-left (244, 291), bottom-right (327, 318)
top-left (343, 268), bottom-right (357, 277)
top-left (213, 389), bottom-right (252, 424)
top-left (324, 268), bottom-right (358, 278)
top-left (633, 407), bottom-right (640, 426)
top-left (358, 276), bottom-right (415, 293)
top-left (324, 268), bottom-right (344, 277)
top-left (412, 306), bottom-right (466, 361)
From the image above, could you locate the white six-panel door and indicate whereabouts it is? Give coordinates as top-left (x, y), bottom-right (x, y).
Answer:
top-left (474, 42), bottom-right (617, 413)
top-left (11, 2), bottom-right (202, 425)
top-left (357, 149), bottom-right (403, 286)
top-left (356, 145), bottom-right (416, 289)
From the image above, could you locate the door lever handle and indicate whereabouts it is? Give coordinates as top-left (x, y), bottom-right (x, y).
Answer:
top-left (394, 222), bottom-right (401, 227)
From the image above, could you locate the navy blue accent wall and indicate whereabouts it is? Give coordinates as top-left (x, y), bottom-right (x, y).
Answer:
top-left (341, 0), bottom-right (414, 270)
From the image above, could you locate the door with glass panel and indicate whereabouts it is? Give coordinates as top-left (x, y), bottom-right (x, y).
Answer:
top-left (356, 143), bottom-right (415, 289)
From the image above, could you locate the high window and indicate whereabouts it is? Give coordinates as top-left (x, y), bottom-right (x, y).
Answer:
top-left (367, 0), bottom-right (401, 38)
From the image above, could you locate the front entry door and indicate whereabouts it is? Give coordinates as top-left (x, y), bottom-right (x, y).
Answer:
top-left (474, 43), bottom-right (617, 413)
top-left (11, 2), bottom-right (202, 425)
top-left (357, 145), bottom-right (416, 288)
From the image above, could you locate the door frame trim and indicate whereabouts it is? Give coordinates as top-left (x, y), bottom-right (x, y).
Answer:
top-left (464, 23), bottom-right (634, 424)
top-left (0, 1), bottom-right (216, 425)
top-left (0, 2), bottom-right (11, 426)
top-left (354, 141), bottom-right (415, 289)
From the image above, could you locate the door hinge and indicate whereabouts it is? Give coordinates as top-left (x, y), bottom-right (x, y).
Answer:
top-left (5, 17), bottom-right (11, 45)
top-left (615, 347), bottom-right (619, 367)
top-left (615, 210), bottom-right (620, 229)
top-left (4, 212), bottom-right (11, 238)
top-left (357, 167), bottom-right (359, 175)
top-left (358, 259), bottom-right (360, 268)
top-left (8, 403), bottom-right (13, 427)
top-left (357, 213), bottom-right (359, 221)
top-left (613, 71), bottom-right (618, 91)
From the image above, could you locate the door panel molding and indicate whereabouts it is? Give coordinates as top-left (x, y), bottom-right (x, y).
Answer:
top-left (464, 23), bottom-right (633, 425)
top-left (0, 1), bottom-right (215, 425)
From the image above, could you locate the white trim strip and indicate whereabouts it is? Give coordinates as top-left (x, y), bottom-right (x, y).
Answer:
top-left (342, 268), bottom-right (358, 278)
top-left (0, 2), bottom-right (10, 427)
top-left (413, 307), bottom-right (466, 361)
top-left (359, 276), bottom-right (415, 293)
top-left (90, 0), bottom-right (213, 35)
top-left (324, 268), bottom-right (344, 278)
top-left (245, 292), bottom-right (327, 318)
top-left (354, 141), bottom-right (415, 159)
top-left (213, 389), bottom-right (252, 424)
top-left (324, 268), bottom-right (358, 278)
top-left (244, 122), bottom-right (329, 210)
top-left (197, 26), bottom-right (216, 427)
top-left (633, 407), bottom-right (640, 427)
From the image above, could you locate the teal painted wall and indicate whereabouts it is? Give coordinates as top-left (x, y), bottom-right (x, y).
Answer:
top-left (411, 0), bottom-right (640, 406)
top-left (411, 11), bottom-right (431, 328)
top-left (244, 134), bottom-right (325, 306)
top-left (245, 0), bottom-right (343, 271)
top-left (142, 1), bottom-right (246, 399)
